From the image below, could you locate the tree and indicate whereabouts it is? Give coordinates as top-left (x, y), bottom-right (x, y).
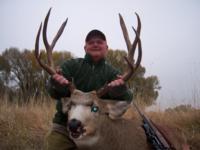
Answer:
top-left (0, 53), bottom-right (11, 98)
top-left (1, 48), bottom-right (73, 103)
top-left (107, 49), bottom-right (161, 106)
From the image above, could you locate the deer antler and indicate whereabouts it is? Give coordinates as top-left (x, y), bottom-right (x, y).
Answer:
top-left (35, 8), bottom-right (68, 75)
top-left (97, 13), bottom-right (142, 97)
top-left (119, 12), bottom-right (142, 81)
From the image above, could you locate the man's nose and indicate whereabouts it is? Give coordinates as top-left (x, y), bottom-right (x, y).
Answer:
top-left (93, 42), bottom-right (99, 47)
top-left (68, 119), bottom-right (82, 132)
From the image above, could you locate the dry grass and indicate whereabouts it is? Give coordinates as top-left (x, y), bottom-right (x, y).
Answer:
top-left (0, 99), bottom-right (55, 150)
top-left (148, 108), bottom-right (200, 150)
top-left (0, 98), bottom-right (199, 150)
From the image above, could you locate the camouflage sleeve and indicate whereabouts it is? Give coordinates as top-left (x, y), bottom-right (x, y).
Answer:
top-left (47, 59), bottom-right (77, 99)
top-left (103, 65), bottom-right (133, 102)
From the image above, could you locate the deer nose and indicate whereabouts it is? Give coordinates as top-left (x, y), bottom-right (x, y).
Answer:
top-left (68, 119), bottom-right (82, 132)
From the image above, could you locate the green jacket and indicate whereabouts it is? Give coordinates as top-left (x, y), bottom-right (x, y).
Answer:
top-left (48, 53), bottom-right (133, 126)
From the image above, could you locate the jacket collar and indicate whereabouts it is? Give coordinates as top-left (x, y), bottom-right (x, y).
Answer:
top-left (84, 53), bottom-right (105, 66)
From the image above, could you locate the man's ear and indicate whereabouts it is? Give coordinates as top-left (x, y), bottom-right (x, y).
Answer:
top-left (104, 44), bottom-right (109, 56)
top-left (84, 45), bottom-right (87, 53)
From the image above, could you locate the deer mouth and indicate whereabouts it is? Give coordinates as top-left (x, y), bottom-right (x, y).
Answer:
top-left (70, 131), bottom-right (81, 139)
top-left (69, 127), bottom-right (86, 139)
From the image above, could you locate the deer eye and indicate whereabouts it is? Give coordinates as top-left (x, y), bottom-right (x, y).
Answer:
top-left (91, 105), bottom-right (99, 113)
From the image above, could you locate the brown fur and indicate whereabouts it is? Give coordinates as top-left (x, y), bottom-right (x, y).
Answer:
top-left (79, 116), bottom-right (150, 150)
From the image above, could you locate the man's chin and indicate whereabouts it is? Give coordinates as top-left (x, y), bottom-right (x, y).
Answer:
top-left (87, 52), bottom-right (104, 61)
top-left (90, 55), bottom-right (103, 62)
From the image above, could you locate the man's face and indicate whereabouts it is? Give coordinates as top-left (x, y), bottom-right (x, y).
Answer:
top-left (84, 37), bottom-right (108, 62)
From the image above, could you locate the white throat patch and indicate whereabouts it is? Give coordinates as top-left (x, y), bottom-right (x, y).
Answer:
top-left (75, 135), bottom-right (99, 147)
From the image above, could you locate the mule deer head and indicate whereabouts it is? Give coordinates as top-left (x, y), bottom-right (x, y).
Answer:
top-left (61, 90), bottom-right (132, 145)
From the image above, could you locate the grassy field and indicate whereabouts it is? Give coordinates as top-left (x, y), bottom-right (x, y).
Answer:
top-left (0, 98), bottom-right (199, 150)
top-left (148, 108), bottom-right (200, 149)
top-left (0, 99), bottom-right (55, 150)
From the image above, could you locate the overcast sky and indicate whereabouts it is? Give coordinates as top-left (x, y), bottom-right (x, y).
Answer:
top-left (1, 0), bottom-right (200, 109)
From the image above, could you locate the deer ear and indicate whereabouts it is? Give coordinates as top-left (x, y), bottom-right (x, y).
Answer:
top-left (107, 101), bottom-right (130, 119)
top-left (61, 97), bottom-right (71, 113)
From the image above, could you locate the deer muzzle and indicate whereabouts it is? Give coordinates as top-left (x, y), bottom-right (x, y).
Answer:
top-left (68, 119), bottom-right (85, 139)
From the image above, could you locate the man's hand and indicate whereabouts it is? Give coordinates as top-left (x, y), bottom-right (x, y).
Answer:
top-left (52, 74), bottom-right (69, 86)
top-left (108, 75), bottom-right (125, 87)
top-left (52, 67), bottom-right (69, 86)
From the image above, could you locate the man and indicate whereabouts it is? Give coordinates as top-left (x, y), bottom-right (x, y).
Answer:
top-left (46, 29), bottom-right (133, 150)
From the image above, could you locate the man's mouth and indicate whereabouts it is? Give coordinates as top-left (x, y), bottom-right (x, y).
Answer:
top-left (91, 48), bottom-right (101, 51)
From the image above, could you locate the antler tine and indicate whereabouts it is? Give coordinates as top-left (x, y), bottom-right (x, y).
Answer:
top-left (35, 23), bottom-right (42, 59)
top-left (51, 18), bottom-right (68, 50)
top-left (43, 8), bottom-right (52, 67)
top-left (35, 23), bottom-right (56, 75)
top-left (119, 13), bottom-right (132, 52)
top-left (132, 27), bottom-right (142, 71)
top-left (130, 13), bottom-right (141, 61)
top-left (42, 8), bottom-right (68, 69)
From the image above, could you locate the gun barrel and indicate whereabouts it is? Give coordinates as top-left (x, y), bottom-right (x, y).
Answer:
top-left (132, 102), bottom-right (173, 150)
